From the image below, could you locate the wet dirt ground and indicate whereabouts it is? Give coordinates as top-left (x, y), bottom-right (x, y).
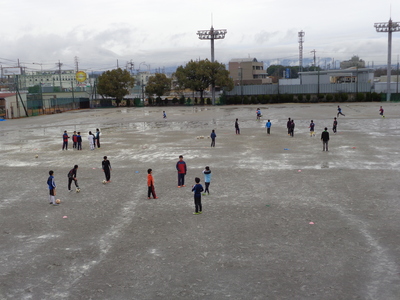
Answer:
top-left (1, 103), bottom-right (400, 299)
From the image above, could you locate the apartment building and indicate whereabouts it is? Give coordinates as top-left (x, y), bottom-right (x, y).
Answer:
top-left (229, 58), bottom-right (272, 85)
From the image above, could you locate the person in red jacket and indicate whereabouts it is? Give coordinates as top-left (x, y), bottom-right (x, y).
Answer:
top-left (72, 131), bottom-right (78, 149)
top-left (176, 155), bottom-right (187, 187)
top-left (147, 169), bottom-right (158, 199)
top-left (62, 130), bottom-right (70, 150)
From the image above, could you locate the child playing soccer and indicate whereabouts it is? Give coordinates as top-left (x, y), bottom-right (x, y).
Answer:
top-left (192, 177), bottom-right (204, 215)
top-left (47, 170), bottom-right (57, 205)
top-left (147, 169), bottom-right (158, 199)
top-left (176, 155), bottom-right (187, 187)
top-left (67, 165), bottom-right (80, 192)
top-left (72, 131), bottom-right (78, 149)
top-left (379, 106), bottom-right (385, 118)
top-left (202, 166), bottom-right (211, 195)
top-left (309, 120), bottom-right (315, 137)
top-left (77, 132), bottom-right (82, 150)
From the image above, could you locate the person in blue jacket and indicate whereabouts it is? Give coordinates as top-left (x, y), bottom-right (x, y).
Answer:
top-left (210, 129), bottom-right (216, 147)
top-left (266, 120), bottom-right (271, 134)
top-left (192, 177), bottom-right (204, 215)
top-left (47, 170), bottom-right (57, 205)
top-left (202, 166), bottom-right (211, 195)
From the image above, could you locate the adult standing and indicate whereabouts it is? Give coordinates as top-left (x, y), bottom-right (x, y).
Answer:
top-left (321, 127), bottom-right (330, 151)
top-left (210, 129), bottom-right (216, 147)
top-left (96, 128), bottom-right (101, 148)
top-left (235, 118), bottom-right (240, 135)
top-left (102, 156), bottom-right (112, 183)
top-left (62, 130), bottom-right (69, 150)
top-left (88, 131), bottom-right (95, 150)
top-left (176, 155), bottom-right (187, 188)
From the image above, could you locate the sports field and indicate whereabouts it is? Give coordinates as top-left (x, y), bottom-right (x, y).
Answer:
top-left (1, 103), bottom-right (400, 299)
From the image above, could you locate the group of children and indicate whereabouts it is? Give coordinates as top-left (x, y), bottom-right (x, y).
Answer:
top-left (47, 156), bottom-right (112, 205)
top-left (62, 129), bottom-right (101, 151)
top-left (146, 155), bottom-right (212, 215)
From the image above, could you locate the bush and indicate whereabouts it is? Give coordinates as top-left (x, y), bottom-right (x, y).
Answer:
top-left (326, 94), bottom-right (333, 102)
top-left (182, 97), bottom-right (188, 105)
top-left (306, 94), bottom-right (311, 102)
top-left (371, 92), bottom-right (380, 101)
top-left (338, 93), bottom-right (348, 101)
top-left (172, 97), bottom-right (178, 105)
top-left (355, 93), bottom-right (365, 102)
top-left (243, 96), bottom-right (250, 104)
top-left (206, 98), bottom-right (211, 105)
top-left (297, 94), bottom-right (304, 102)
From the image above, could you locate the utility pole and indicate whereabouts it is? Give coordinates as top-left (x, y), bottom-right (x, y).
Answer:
top-left (374, 18), bottom-right (400, 101)
top-left (56, 60), bottom-right (63, 91)
top-left (127, 60), bottom-right (134, 75)
top-left (298, 31), bottom-right (305, 72)
top-left (197, 24), bottom-right (227, 105)
top-left (310, 50), bottom-right (316, 69)
top-left (396, 55), bottom-right (399, 95)
top-left (74, 56), bottom-right (79, 73)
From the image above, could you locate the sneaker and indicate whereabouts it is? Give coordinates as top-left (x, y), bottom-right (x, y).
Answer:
top-left (202, 193), bottom-right (206, 196)
top-left (193, 212), bottom-right (200, 215)
top-left (154, 197), bottom-right (159, 199)
top-left (198, 211), bottom-right (202, 214)
top-left (49, 202), bottom-right (53, 204)
top-left (148, 197), bottom-right (151, 199)
top-left (182, 185), bottom-right (186, 187)
top-left (178, 186), bottom-right (181, 188)
top-left (68, 190), bottom-right (72, 192)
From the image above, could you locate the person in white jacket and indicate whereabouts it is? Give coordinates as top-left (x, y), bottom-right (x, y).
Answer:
top-left (88, 131), bottom-right (95, 150)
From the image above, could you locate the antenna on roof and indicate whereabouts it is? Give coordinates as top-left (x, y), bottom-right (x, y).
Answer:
top-left (211, 13), bottom-right (213, 26)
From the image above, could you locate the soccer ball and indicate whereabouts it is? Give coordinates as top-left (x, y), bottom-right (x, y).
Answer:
top-left (76, 188), bottom-right (80, 193)
top-left (56, 199), bottom-right (61, 204)
top-left (102, 180), bottom-right (107, 184)
top-left (35, 154), bottom-right (38, 158)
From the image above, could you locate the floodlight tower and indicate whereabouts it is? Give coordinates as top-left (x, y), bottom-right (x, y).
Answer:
top-left (374, 18), bottom-right (400, 101)
top-left (197, 25), bottom-right (227, 105)
top-left (298, 31), bottom-right (305, 72)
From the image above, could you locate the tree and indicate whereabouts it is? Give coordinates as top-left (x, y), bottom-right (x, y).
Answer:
top-left (145, 73), bottom-right (172, 99)
top-left (174, 59), bottom-right (234, 103)
top-left (97, 68), bottom-right (135, 106)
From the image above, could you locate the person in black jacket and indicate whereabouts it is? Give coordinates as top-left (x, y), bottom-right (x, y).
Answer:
top-left (321, 127), bottom-right (330, 151)
top-left (68, 165), bottom-right (79, 191)
top-left (102, 156), bottom-right (112, 183)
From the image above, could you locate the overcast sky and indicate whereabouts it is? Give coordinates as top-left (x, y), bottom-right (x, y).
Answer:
top-left (1, 0), bottom-right (399, 72)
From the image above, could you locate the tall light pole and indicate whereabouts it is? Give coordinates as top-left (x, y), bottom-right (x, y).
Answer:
top-left (298, 31), bottom-right (305, 72)
top-left (374, 18), bottom-right (400, 101)
top-left (197, 26), bottom-right (227, 105)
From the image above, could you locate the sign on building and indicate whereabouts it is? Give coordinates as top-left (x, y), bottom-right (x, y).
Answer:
top-left (3, 67), bottom-right (22, 76)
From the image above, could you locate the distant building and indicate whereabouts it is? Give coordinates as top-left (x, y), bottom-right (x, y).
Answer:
top-left (18, 70), bottom-right (90, 91)
top-left (340, 56), bottom-right (365, 69)
top-left (299, 68), bottom-right (374, 84)
top-left (229, 58), bottom-right (272, 85)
